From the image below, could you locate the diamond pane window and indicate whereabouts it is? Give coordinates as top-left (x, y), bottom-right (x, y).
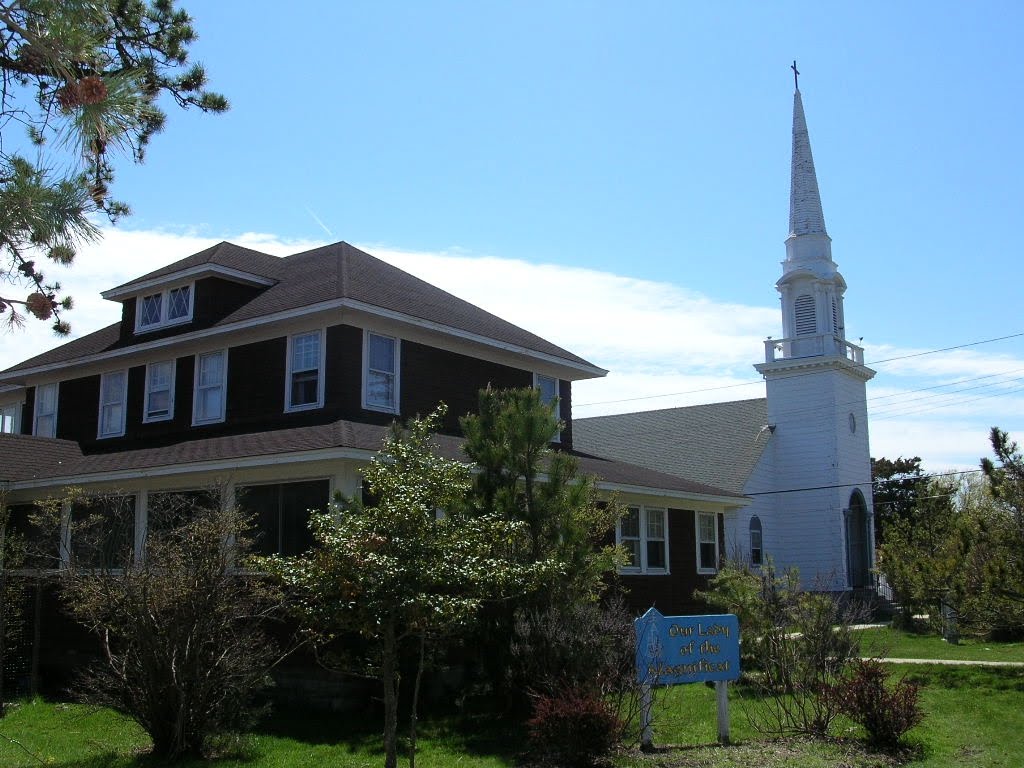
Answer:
top-left (168, 286), bottom-right (191, 320)
top-left (135, 284), bottom-right (193, 332)
top-left (140, 294), bottom-right (163, 327)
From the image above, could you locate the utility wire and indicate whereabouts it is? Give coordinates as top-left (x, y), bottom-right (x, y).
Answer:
top-left (573, 331), bottom-right (1024, 409)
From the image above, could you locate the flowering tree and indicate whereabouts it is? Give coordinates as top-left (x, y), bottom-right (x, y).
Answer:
top-left (0, 0), bottom-right (226, 333)
top-left (264, 406), bottom-right (548, 768)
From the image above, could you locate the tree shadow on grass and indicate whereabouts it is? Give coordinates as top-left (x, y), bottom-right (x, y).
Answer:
top-left (250, 704), bottom-right (525, 764)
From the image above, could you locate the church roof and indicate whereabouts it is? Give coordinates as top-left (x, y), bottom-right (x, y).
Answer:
top-left (573, 398), bottom-right (771, 494)
top-left (789, 89), bottom-right (828, 239)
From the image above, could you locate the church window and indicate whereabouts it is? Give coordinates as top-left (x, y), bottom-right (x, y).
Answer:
top-left (794, 294), bottom-right (816, 336)
top-left (831, 298), bottom-right (839, 334)
top-left (749, 515), bottom-right (763, 566)
top-left (617, 505), bottom-right (668, 574)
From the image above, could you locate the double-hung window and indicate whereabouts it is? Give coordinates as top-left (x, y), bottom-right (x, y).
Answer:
top-left (135, 284), bottom-right (193, 332)
top-left (286, 331), bottom-right (323, 411)
top-left (144, 360), bottom-right (176, 422)
top-left (98, 370), bottom-right (128, 438)
top-left (0, 402), bottom-right (21, 434)
top-left (534, 373), bottom-right (561, 442)
top-left (535, 374), bottom-right (559, 409)
top-left (33, 383), bottom-right (58, 437)
top-left (697, 511), bottom-right (720, 574)
top-left (193, 350), bottom-right (227, 425)
top-left (618, 505), bottom-right (668, 574)
top-left (364, 332), bottom-right (398, 413)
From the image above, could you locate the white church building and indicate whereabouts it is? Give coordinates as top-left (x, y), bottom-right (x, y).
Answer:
top-left (575, 83), bottom-right (876, 592)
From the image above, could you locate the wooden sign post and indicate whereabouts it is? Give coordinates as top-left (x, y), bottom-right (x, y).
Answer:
top-left (634, 609), bottom-right (740, 748)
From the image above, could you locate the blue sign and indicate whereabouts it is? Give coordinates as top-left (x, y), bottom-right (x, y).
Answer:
top-left (635, 608), bottom-right (740, 685)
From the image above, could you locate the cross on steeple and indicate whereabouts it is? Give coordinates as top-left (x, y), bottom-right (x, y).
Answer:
top-left (791, 60), bottom-right (800, 91)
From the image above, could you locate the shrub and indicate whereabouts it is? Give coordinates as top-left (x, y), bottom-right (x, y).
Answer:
top-left (836, 659), bottom-right (923, 749)
top-left (39, 491), bottom-right (281, 758)
top-left (511, 597), bottom-right (636, 697)
top-left (699, 560), bottom-right (868, 737)
top-left (528, 687), bottom-right (622, 767)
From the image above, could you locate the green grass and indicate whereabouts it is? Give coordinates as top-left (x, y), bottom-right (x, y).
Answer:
top-left (3, 664), bottom-right (1023, 768)
top-left (619, 663), bottom-right (1024, 767)
top-left (856, 626), bottom-right (1024, 663)
top-left (0, 700), bottom-right (522, 768)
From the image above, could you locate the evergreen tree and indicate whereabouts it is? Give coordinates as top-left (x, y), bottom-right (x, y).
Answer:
top-left (0, 0), bottom-right (226, 333)
top-left (460, 386), bottom-right (622, 607)
top-left (981, 427), bottom-right (1024, 606)
top-left (871, 455), bottom-right (929, 543)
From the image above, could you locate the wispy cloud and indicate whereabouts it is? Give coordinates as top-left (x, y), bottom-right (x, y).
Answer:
top-left (2, 228), bottom-right (1021, 472)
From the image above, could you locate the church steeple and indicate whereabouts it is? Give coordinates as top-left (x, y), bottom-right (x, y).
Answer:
top-left (771, 72), bottom-right (848, 348)
top-left (789, 88), bottom-right (828, 239)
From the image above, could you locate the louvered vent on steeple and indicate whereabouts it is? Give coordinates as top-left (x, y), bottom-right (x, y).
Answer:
top-left (795, 295), bottom-right (816, 335)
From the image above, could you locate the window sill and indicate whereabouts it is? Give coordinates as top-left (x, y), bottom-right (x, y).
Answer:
top-left (285, 402), bottom-right (323, 413)
top-left (192, 417), bottom-right (225, 427)
top-left (618, 568), bottom-right (670, 577)
top-left (364, 402), bottom-right (399, 414)
top-left (135, 316), bottom-right (192, 335)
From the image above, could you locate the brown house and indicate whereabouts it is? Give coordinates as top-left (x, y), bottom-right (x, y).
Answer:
top-left (0, 241), bottom-right (747, 617)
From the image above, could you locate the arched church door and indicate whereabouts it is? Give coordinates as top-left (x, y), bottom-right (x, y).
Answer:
top-left (846, 490), bottom-right (871, 589)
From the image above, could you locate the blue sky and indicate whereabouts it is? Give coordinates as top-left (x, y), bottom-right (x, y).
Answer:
top-left (4, 1), bottom-right (1024, 471)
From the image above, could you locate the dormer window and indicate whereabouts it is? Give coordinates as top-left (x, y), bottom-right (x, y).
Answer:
top-left (136, 284), bottom-right (193, 333)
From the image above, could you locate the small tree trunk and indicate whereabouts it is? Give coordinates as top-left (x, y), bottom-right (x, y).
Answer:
top-left (29, 579), bottom-right (41, 699)
top-left (409, 633), bottom-right (426, 768)
top-left (382, 620), bottom-right (400, 768)
top-left (0, 562), bottom-right (7, 718)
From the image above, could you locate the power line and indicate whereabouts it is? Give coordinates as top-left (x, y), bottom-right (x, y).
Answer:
top-left (573, 331), bottom-right (1024, 409)
top-left (745, 467), bottom-right (984, 498)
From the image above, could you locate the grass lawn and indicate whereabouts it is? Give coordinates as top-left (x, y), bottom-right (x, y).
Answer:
top-left (2, 663), bottom-right (1022, 767)
top-left (0, 700), bottom-right (522, 767)
top-left (620, 663), bottom-right (1024, 767)
top-left (855, 626), bottom-right (1024, 663)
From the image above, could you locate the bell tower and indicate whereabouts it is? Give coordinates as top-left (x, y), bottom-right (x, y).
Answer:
top-left (754, 68), bottom-right (876, 591)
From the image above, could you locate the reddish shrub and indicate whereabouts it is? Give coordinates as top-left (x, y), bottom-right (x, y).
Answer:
top-left (527, 688), bottom-right (622, 767)
top-left (837, 659), bottom-right (924, 749)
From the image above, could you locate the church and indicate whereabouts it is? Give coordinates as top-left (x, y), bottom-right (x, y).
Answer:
top-left (575, 81), bottom-right (876, 593)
